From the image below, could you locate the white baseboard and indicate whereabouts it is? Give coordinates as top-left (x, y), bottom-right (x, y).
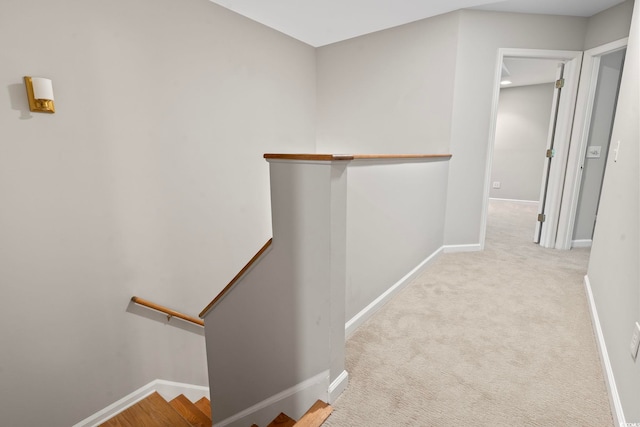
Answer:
top-left (584, 275), bottom-right (626, 427)
top-left (72, 379), bottom-right (209, 427)
top-left (345, 247), bottom-right (443, 338)
top-left (328, 370), bottom-right (348, 404)
top-left (443, 243), bottom-right (482, 253)
top-left (489, 197), bottom-right (538, 204)
top-left (572, 239), bottom-right (593, 248)
top-left (216, 371), bottom-right (330, 427)
top-left (154, 380), bottom-right (210, 404)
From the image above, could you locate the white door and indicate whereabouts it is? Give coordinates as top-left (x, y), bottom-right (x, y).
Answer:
top-left (534, 63), bottom-right (565, 244)
top-left (555, 38), bottom-right (629, 250)
top-left (572, 49), bottom-right (626, 244)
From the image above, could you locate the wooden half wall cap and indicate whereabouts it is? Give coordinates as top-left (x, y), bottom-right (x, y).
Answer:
top-left (263, 153), bottom-right (452, 161)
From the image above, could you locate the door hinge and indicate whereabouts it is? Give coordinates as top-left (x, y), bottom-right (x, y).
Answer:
top-left (556, 78), bottom-right (565, 89)
top-left (546, 149), bottom-right (555, 158)
top-left (538, 213), bottom-right (546, 222)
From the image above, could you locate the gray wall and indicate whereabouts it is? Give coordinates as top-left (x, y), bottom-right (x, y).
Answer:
top-left (346, 159), bottom-right (449, 321)
top-left (585, 0), bottom-right (635, 50)
top-left (573, 50), bottom-right (626, 241)
top-left (490, 83), bottom-right (554, 201)
top-left (315, 9), bottom-right (591, 247)
top-left (205, 160), bottom-right (347, 426)
top-left (445, 11), bottom-right (589, 246)
top-left (0, 0), bottom-right (316, 426)
top-left (1, 0), bottom-right (638, 424)
top-left (316, 12), bottom-right (460, 154)
top-left (587, 0), bottom-right (640, 420)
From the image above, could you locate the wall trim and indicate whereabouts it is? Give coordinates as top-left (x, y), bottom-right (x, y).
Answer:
top-left (328, 370), bottom-right (349, 404)
top-left (489, 197), bottom-right (538, 204)
top-left (443, 244), bottom-right (482, 254)
top-left (345, 247), bottom-right (443, 338)
top-left (584, 275), bottom-right (626, 427)
top-left (571, 239), bottom-right (593, 248)
top-left (216, 370), bottom-right (330, 427)
top-left (72, 379), bottom-right (209, 427)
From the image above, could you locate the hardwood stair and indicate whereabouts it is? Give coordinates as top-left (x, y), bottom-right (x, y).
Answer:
top-left (98, 392), bottom-right (199, 427)
top-left (98, 391), bottom-right (211, 427)
top-left (194, 396), bottom-right (212, 419)
top-left (294, 400), bottom-right (333, 427)
top-left (266, 412), bottom-right (297, 427)
top-left (99, 393), bottom-right (331, 427)
top-left (257, 400), bottom-right (332, 427)
top-left (169, 394), bottom-right (212, 427)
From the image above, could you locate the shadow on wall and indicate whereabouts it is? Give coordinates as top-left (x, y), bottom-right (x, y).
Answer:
top-left (126, 300), bottom-right (205, 337)
top-left (7, 83), bottom-right (33, 120)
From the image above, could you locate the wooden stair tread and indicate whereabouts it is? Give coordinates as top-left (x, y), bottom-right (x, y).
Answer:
top-left (294, 400), bottom-right (332, 427)
top-left (194, 397), bottom-right (212, 419)
top-left (169, 394), bottom-right (212, 427)
top-left (267, 412), bottom-right (296, 427)
top-left (97, 391), bottom-right (192, 427)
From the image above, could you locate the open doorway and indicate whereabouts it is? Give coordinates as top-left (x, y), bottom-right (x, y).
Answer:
top-left (557, 38), bottom-right (628, 250)
top-left (481, 48), bottom-right (583, 250)
top-left (482, 42), bottom-right (629, 251)
top-left (487, 58), bottom-right (559, 244)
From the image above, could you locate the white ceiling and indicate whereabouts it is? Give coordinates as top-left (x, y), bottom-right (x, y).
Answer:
top-left (208, 0), bottom-right (625, 47)
top-left (472, 0), bottom-right (624, 16)
top-left (501, 58), bottom-right (561, 88)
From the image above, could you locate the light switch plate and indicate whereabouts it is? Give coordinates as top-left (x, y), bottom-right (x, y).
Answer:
top-left (631, 322), bottom-right (640, 361)
top-left (586, 146), bottom-right (602, 158)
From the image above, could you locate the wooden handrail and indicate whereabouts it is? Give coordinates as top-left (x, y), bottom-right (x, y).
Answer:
top-left (199, 238), bottom-right (273, 318)
top-left (264, 154), bottom-right (354, 161)
top-left (351, 154), bottom-right (451, 160)
top-left (131, 296), bottom-right (204, 327)
top-left (264, 153), bottom-right (452, 161)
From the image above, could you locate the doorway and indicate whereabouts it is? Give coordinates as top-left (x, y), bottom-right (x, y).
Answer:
top-left (571, 49), bottom-right (625, 247)
top-left (487, 58), bottom-right (560, 244)
top-left (556, 38), bottom-right (628, 250)
top-left (481, 48), bottom-right (583, 250)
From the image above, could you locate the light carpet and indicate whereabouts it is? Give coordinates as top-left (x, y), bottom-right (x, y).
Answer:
top-left (325, 199), bottom-right (612, 426)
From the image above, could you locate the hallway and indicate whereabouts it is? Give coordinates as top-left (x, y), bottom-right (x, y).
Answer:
top-left (325, 199), bottom-right (612, 426)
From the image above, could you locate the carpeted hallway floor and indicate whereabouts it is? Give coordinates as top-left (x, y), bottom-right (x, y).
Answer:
top-left (325, 199), bottom-right (613, 426)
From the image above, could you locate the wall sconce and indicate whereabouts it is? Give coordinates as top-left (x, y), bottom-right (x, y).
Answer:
top-left (24, 76), bottom-right (55, 113)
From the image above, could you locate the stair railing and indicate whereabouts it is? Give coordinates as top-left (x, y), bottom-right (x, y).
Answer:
top-left (199, 238), bottom-right (273, 318)
top-left (131, 296), bottom-right (204, 327)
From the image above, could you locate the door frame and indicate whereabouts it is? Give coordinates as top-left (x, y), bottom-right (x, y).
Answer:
top-left (555, 38), bottom-right (628, 250)
top-left (480, 48), bottom-right (583, 250)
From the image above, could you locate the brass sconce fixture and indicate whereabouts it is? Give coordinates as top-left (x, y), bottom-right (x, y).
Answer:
top-left (24, 76), bottom-right (55, 113)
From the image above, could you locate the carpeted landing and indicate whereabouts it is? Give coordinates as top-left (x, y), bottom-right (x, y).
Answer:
top-left (325, 199), bottom-right (613, 427)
